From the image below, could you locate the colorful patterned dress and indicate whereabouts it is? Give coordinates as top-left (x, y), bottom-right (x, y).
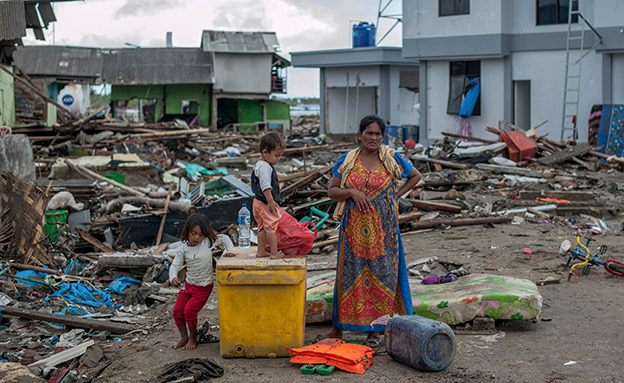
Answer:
top-left (332, 152), bottom-right (413, 332)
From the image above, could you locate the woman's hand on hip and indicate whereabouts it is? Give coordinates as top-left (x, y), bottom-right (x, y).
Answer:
top-left (350, 189), bottom-right (373, 211)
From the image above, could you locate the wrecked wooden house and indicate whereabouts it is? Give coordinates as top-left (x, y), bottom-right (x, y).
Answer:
top-left (12, 46), bottom-right (103, 126)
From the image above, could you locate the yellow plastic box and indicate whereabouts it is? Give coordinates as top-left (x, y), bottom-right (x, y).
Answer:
top-left (216, 247), bottom-right (306, 358)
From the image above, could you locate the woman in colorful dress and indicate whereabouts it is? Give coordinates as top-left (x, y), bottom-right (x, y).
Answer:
top-left (325, 115), bottom-right (421, 347)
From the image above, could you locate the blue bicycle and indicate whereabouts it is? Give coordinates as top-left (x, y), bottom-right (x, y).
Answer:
top-left (559, 229), bottom-right (624, 281)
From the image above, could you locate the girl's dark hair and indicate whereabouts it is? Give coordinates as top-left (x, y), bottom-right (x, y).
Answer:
top-left (181, 213), bottom-right (218, 244)
top-left (259, 132), bottom-right (286, 153)
top-left (359, 115), bottom-right (386, 135)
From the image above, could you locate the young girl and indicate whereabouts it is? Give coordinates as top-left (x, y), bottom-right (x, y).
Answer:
top-left (169, 213), bottom-right (235, 350)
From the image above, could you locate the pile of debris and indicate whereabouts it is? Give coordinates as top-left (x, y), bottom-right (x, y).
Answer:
top-left (1, 110), bottom-right (624, 380)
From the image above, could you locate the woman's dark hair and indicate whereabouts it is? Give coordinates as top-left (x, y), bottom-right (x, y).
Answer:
top-left (181, 213), bottom-right (218, 244)
top-left (259, 132), bottom-right (286, 153)
top-left (359, 115), bottom-right (386, 135)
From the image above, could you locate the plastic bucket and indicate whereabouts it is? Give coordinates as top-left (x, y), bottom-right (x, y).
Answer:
top-left (103, 173), bottom-right (125, 185)
top-left (45, 210), bottom-right (68, 242)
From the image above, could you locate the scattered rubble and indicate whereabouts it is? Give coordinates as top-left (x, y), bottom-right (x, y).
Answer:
top-left (1, 114), bottom-right (624, 380)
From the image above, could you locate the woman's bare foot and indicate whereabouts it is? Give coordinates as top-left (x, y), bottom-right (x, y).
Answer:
top-left (172, 337), bottom-right (188, 349)
top-left (325, 325), bottom-right (343, 339)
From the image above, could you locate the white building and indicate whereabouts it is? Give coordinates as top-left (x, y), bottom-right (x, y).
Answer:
top-left (404, 0), bottom-right (624, 144)
top-left (293, 0), bottom-right (624, 144)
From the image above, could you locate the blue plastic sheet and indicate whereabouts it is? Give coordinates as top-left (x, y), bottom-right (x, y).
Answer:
top-left (107, 277), bottom-right (141, 294)
top-left (459, 77), bottom-right (480, 118)
top-left (52, 282), bottom-right (120, 308)
top-left (55, 305), bottom-right (92, 316)
top-left (185, 163), bottom-right (229, 178)
top-left (14, 270), bottom-right (47, 287)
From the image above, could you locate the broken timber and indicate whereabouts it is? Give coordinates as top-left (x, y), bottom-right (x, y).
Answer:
top-left (0, 305), bottom-right (135, 333)
top-left (538, 144), bottom-right (593, 166)
top-left (105, 196), bottom-right (196, 215)
top-left (409, 216), bottom-right (512, 230)
top-left (407, 199), bottom-right (462, 214)
top-left (281, 164), bottom-right (332, 197)
top-left (65, 160), bottom-right (144, 197)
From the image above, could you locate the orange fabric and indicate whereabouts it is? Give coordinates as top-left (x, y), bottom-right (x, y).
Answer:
top-left (287, 338), bottom-right (375, 374)
top-left (252, 199), bottom-right (282, 233)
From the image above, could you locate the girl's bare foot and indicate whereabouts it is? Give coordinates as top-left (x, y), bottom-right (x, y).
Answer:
top-left (256, 250), bottom-right (270, 258)
top-left (172, 337), bottom-right (188, 349)
top-left (182, 338), bottom-right (197, 350)
top-left (269, 251), bottom-right (285, 259)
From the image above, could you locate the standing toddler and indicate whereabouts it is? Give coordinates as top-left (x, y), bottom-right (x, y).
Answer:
top-left (251, 132), bottom-right (286, 259)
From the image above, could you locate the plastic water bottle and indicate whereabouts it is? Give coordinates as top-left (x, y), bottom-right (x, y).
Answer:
top-left (238, 203), bottom-right (251, 248)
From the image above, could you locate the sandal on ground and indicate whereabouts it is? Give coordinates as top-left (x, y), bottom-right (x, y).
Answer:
top-left (365, 332), bottom-right (383, 348)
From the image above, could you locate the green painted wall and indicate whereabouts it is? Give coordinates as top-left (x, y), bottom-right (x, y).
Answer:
top-left (110, 84), bottom-right (212, 125)
top-left (266, 100), bottom-right (290, 120)
top-left (237, 99), bottom-right (263, 123)
top-left (111, 85), bottom-right (165, 121)
top-left (164, 84), bottom-right (212, 126)
top-left (0, 65), bottom-right (15, 126)
top-left (46, 83), bottom-right (60, 127)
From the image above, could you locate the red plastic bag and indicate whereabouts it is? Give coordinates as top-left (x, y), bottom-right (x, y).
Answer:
top-left (265, 210), bottom-right (317, 255)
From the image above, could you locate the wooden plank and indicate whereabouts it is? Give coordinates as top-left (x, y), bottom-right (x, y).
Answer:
top-left (65, 160), bottom-right (145, 197)
top-left (156, 185), bottom-right (174, 246)
top-left (407, 199), bottom-right (462, 213)
top-left (413, 157), bottom-right (470, 170)
top-left (281, 164), bottom-right (332, 197)
top-left (28, 340), bottom-right (94, 371)
top-left (518, 190), bottom-right (594, 201)
top-left (441, 132), bottom-right (497, 144)
top-left (410, 216), bottom-right (512, 230)
top-left (75, 228), bottom-right (114, 254)
top-left (476, 164), bottom-right (555, 178)
top-left (9, 262), bottom-right (62, 275)
top-left (538, 143), bottom-right (593, 165)
top-left (0, 305), bottom-right (135, 333)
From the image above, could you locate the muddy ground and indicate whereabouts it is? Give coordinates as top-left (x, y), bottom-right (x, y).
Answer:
top-left (90, 220), bottom-right (624, 383)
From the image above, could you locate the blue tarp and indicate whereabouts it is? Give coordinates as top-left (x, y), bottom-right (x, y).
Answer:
top-left (459, 77), bottom-right (480, 118)
top-left (107, 277), bottom-right (141, 294)
top-left (14, 270), bottom-right (47, 287)
top-left (52, 282), bottom-right (120, 308)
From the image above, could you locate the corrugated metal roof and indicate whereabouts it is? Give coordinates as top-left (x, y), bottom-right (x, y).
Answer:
top-left (0, 1), bottom-right (27, 41)
top-left (38, 3), bottom-right (57, 26)
top-left (102, 48), bottom-right (214, 85)
top-left (13, 46), bottom-right (103, 80)
top-left (201, 30), bottom-right (280, 53)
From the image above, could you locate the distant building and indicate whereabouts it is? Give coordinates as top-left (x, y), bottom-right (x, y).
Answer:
top-left (291, 47), bottom-right (420, 136)
top-left (13, 46), bottom-right (102, 126)
top-left (293, 0), bottom-right (624, 144)
top-left (8, 30), bottom-right (291, 130)
top-left (0, 0), bottom-right (68, 126)
top-left (403, 0), bottom-right (624, 144)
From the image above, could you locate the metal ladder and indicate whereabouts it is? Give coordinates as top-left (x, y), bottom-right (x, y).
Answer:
top-left (560, 1), bottom-right (602, 141)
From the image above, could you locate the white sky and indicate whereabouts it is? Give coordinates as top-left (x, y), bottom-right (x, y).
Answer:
top-left (23, 0), bottom-right (403, 98)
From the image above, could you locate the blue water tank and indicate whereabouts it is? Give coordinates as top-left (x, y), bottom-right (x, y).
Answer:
top-left (353, 22), bottom-right (376, 48)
